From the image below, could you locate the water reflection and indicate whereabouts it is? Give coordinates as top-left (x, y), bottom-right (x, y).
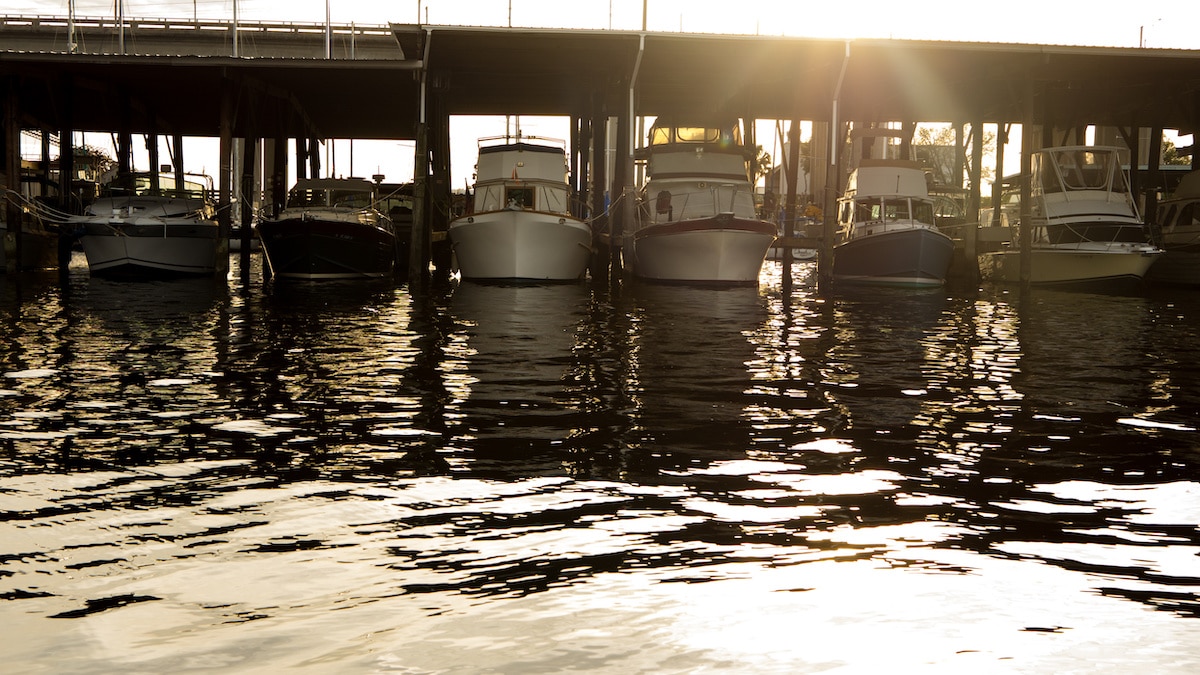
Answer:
top-left (0, 264), bottom-right (1198, 672)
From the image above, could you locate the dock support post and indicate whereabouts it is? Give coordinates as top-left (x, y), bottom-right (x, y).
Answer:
top-left (1018, 79), bottom-right (1035, 287)
top-left (217, 77), bottom-right (234, 277)
top-left (782, 119), bottom-right (803, 294)
top-left (239, 130), bottom-right (257, 278)
top-left (428, 86), bottom-right (451, 280)
top-left (173, 133), bottom-right (185, 194)
top-left (1146, 125), bottom-right (1163, 227)
top-left (991, 124), bottom-right (1007, 227)
top-left (3, 78), bottom-right (20, 273)
top-left (589, 100), bottom-right (609, 282)
top-left (965, 119), bottom-right (983, 285)
top-left (409, 121), bottom-right (429, 288)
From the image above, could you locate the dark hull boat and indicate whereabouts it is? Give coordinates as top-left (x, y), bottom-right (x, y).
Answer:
top-left (257, 178), bottom-right (397, 281)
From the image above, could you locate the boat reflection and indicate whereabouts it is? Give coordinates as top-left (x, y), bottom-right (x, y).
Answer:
top-left (445, 281), bottom-right (593, 475)
top-left (622, 281), bottom-right (769, 469)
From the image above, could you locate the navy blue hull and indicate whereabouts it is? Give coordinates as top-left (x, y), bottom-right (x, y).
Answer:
top-left (833, 228), bottom-right (954, 287)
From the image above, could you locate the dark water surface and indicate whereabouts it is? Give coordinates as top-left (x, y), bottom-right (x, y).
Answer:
top-left (2, 253), bottom-right (1199, 673)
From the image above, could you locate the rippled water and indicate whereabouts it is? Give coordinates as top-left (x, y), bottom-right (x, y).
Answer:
top-left (2, 253), bottom-right (1199, 673)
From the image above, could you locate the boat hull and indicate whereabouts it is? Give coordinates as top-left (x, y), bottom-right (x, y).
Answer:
top-left (448, 209), bottom-right (592, 280)
top-left (979, 246), bottom-right (1161, 286)
top-left (832, 227), bottom-right (955, 287)
top-left (630, 215), bottom-right (776, 283)
top-left (78, 221), bottom-right (220, 278)
top-left (257, 217), bottom-right (397, 280)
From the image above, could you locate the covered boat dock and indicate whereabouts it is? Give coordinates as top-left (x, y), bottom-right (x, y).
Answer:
top-left (4, 16), bottom-right (1200, 286)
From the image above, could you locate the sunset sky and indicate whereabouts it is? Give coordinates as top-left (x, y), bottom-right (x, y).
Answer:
top-left (7, 0), bottom-right (1199, 49)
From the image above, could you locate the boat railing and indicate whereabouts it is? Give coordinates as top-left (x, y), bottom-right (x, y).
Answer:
top-left (477, 134), bottom-right (568, 151)
top-left (1033, 218), bottom-right (1152, 248)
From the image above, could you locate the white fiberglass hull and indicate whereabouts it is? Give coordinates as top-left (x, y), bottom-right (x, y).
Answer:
top-left (77, 219), bottom-right (220, 277)
top-left (448, 209), bottom-right (592, 280)
top-left (630, 216), bottom-right (776, 283)
top-left (980, 244), bottom-right (1161, 286)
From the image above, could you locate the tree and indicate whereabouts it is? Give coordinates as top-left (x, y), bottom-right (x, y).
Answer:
top-left (912, 124), bottom-right (996, 188)
top-left (752, 145), bottom-right (772, 184)
top-left (72, 144), bottom-right (116, 181)
top-left (1162, 138), bottom-right (1191, 166)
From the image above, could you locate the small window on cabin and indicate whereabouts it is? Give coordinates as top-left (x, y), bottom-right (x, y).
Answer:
top-left (505, 187), bottom-right (534, 209)
top-left (650, 126), bottom-right (673, 146)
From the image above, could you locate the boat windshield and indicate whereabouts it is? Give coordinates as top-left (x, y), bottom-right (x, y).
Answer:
top-left (332, 190), bottom-right (373, 208)
top-left (649, 123), bottom-right (742, 148)
top-left (101, 172), bottom-right (210, 200)
top-left (1038, 148), bottom-right (1127, 194)
top-left (850, 197), bottom-right (935, 225)
top-left (288, 187), bottom-right (373, 208)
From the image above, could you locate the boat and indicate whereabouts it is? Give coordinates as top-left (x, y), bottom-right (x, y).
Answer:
top-left (979, 146), bottom-right (1161, 286)
top-left (627, 118), bottom-right (776, 283)
top-left (831, 159), bottom-right (955, 286)
top-left (448, 136), bottom-right (591, 281)
top-left (255, 177), bottom-right (398, 280)
top-left (1147, 169), bottom-right (1200, 285)
top-left (69, 171), bottom-right (220, 278)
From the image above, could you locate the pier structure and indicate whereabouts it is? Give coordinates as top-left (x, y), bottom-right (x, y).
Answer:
top-left (3, 15), bottom-right (1200, 286)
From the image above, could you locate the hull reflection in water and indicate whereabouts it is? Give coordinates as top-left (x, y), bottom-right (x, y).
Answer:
top-left (0, 262), bottom-right (1199, 673)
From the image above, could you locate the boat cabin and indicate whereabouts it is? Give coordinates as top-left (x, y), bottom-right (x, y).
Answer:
top-left (102, 171), bottom-right (213, 201)
top-left (638, 118), bottom-right (753, 182)
top-left (837, 161), bottom-right (937, 239)
top-left (286, 178), bottom-right (377, 209)
top-left (470, 140), bottom-right (572, 215)
top-left (1030, 146), bottom-right (1146, 245)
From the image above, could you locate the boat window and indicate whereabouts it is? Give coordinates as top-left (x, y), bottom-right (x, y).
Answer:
top-left (883, 198), bottom-right (910, 221)
top-left (505, 186), bottom-right (534, 209)
top-left (912, 200), bottom-right (935, 226)
top-left (649, 124), bottom-right (740, 147)
top-left (332, 191), bottom-right (371, 208)
top-left (288, 188), bottom-right (325, 207)
top-left (856, 198), bottom-right (881, 222)
top-left (540, 185), bottom-right (568, 213)
top-left (477, 185), bottom-right (503, 211)
top-left (676, 127), bottom-right (721, 144)
top-left (650, 126), bottom-right (674, 146)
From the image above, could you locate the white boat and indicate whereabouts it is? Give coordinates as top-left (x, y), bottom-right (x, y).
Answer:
top-left (628, 118), bottom-right (776, 283)
top-left (448, 136), bottom-right (591, 281)
top-left (71, 172), bottom-right (220, 278)
top-left (255, 178), bottom-right (398, 281)
top-left (1147, 169), bottom-right (1200, 285)
top-left (832, 159), bottom-right (955, 287)
top-left (980, 146), bottom-right (1161, 286)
